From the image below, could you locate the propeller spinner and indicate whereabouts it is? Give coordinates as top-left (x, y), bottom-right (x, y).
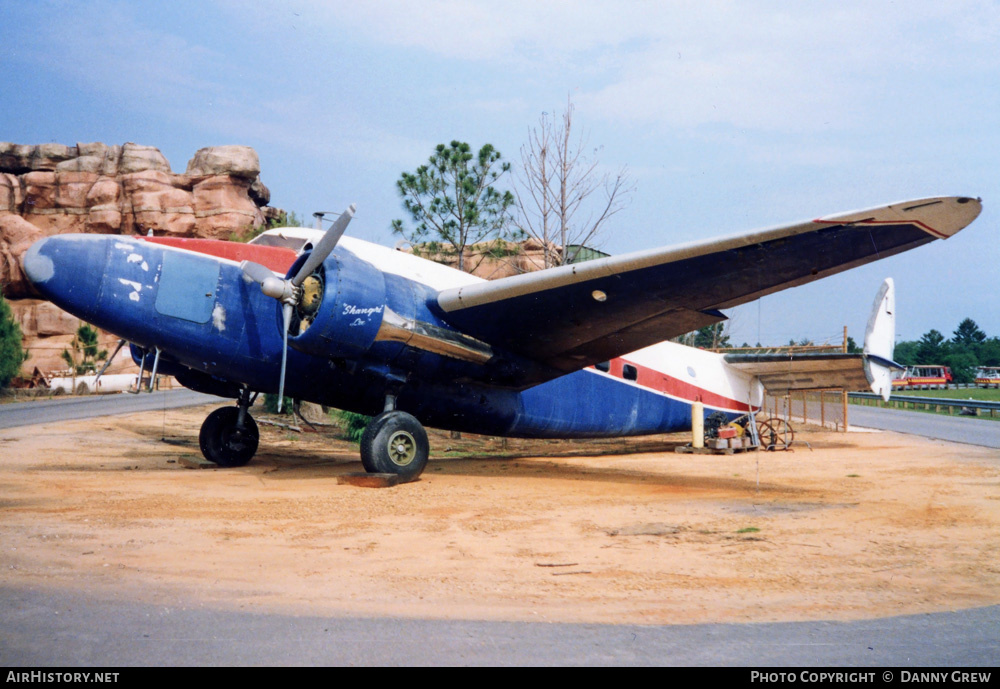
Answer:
top-left (240, 203), bottom-right (356, 411)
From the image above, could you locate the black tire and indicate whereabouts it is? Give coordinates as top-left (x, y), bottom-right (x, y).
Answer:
top-left (199, 406), bottom-right (259, 467)
top-left (359, 411), bottom-right (429, 482)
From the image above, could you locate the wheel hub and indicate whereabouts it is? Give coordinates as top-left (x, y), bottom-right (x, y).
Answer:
top-left (386, 430), bottom-right (416, 466)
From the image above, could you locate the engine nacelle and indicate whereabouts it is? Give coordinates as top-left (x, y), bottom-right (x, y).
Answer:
top-left (287, 249), bottom-right (387, 359)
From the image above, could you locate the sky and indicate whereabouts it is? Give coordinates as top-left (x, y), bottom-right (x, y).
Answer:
top-left (2, 0), bottom-right (997, 347)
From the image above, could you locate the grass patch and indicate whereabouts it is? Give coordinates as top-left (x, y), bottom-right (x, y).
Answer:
top-left (895, 388), bottom-right (1000, 401)
top-left (850, 388), bottom-right (1000, 422)
top-left (846, 473), bottom-right (860, 478)
top-left (736, 527), bottom-right (760, 534)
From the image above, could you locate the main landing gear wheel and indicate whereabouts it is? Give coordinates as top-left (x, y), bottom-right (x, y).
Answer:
top-left (199, 406), bottom-right (259, 467)
top-left (360, 411), bottom-right (429, 482)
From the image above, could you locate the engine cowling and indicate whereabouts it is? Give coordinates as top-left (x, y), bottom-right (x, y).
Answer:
top-left (286, 249), bottom-right (387, 359)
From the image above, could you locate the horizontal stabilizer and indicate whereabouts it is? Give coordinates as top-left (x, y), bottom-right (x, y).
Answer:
top-left (725, 279), bottom-right (903, 399)
top-left (724, 352), bottom-right (871, 394)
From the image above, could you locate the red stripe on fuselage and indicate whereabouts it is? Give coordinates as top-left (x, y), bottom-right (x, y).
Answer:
top-left (598, 357), bottom-right (751, 412)
top-left (141, 237), bottom-right (298, 274)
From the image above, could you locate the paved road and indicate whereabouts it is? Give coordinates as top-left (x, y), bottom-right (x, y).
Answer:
top-left (2, 586), bottom-right (997, 666)
top-left (849, 404), bottom-right (1000, 449)
top-left (0, 389), bottom-right (227, 430)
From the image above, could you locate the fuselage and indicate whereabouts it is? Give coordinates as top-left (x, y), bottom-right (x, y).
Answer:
top-left (23, 229), bottom-right (761, 438)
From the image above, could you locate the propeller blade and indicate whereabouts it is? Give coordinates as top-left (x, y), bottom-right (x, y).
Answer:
top-left (293, 203), bottom-right (356, 286)
top-left (277, 302), bottom-right (293, 413)
top-left (240, 260), bottom-right (274, 286)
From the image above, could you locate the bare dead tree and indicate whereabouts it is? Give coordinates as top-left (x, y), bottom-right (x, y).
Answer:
top-left (514, 96), bottom-right (635, 268)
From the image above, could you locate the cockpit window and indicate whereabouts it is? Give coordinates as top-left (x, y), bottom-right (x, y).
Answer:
top-left (248, 233), bottom-right (311, 251)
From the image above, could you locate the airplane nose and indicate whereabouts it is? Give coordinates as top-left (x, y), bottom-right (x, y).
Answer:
top-left (23, 236), bottom-right (56, 286)
top-left (23, 234), bottom-right (108, 320)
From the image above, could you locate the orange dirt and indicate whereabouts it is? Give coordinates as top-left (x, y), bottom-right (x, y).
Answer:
top-left (2, 403), bottom-right (999, 625)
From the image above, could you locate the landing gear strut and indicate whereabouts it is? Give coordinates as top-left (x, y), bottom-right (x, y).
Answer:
top-left (360, 410), bottom-right (429, 482)
top-left (199, 389), bottom-right (259, 467)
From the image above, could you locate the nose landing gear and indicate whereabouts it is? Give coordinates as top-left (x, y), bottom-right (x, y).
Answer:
top-left (199, 407), bottom-right (260, 467)
top-left (198, 388), bottom-right (259, 467)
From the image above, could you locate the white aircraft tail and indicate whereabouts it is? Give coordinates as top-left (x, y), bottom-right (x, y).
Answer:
top-left (863, 278), bottom-right (902, 401)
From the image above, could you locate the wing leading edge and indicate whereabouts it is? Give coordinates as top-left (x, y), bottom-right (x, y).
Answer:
top-left (436, 197), bottom-right (981, 377)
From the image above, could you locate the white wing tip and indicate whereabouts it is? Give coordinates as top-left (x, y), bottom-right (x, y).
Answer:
top-left (817, 196), bottom-right (982, 239)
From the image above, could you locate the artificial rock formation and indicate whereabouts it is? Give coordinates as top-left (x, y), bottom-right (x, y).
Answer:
top-left (0, 142), bottom-right (284, 379)
top-left (0, 142), bottom-right (282, 298)
top-left (404, 237), bottom-right (560, 280)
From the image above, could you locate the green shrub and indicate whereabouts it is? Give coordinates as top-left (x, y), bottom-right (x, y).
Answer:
top-left (334, 410), bottom-right (372, 443)
top-left (263, 393), bottom-right (294, 414)
top-left (0, 293), bottom-right (28, 389)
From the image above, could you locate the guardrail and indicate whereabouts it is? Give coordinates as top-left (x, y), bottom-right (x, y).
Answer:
top-left (849, 392), bottom-right (1000, 417)
top-left (898, 383), bottom-right (1000, 390)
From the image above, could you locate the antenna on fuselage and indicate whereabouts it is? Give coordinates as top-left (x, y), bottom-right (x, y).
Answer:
top-left (312, 210), bottom-right (349, 231)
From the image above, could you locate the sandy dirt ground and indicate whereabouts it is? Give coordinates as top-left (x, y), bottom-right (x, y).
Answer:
top-left (1, 402), bottom-right (999, 626)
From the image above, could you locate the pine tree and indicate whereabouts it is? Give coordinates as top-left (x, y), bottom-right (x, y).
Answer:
top-left (392, 141), bottom-right (518, 273)
top-left (0, 293), bottom-right (28, 388)
top-left (61, 324), bottom-right (108, 375)
top-left (916, 329), bottom-right (947, 363)
top-left (952, 318), bottom-right (987, 346)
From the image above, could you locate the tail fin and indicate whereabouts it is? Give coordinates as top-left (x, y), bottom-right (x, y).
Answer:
top-left (863, 278), bottom-right (902, 401)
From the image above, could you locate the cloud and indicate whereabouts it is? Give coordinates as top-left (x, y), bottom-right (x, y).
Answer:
top-left (250, 1), bottom-right (999, 135)
top-left (9, 0), bottom-right (998, 183)
top-left (3, 1), bottom-right (433, 169)
top-left (245, 0), bottom-right (657, 62)
top-left (11, 2), bottom-right (220, 108)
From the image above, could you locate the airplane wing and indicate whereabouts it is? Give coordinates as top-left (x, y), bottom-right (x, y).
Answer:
top-left (437, 197), bottom-right (981, 376)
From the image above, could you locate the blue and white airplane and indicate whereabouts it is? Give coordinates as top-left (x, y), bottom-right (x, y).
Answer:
top-left (22, 196), bottom-right (982, 481)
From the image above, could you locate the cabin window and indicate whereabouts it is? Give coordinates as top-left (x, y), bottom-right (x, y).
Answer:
top-left (595, 361), bottom-right (610, 372)
top-left (622, 364), bottom-right (637, 381)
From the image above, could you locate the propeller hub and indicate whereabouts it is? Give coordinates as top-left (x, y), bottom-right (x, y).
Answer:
top-left (261, 276), bottom-right (296, 302)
